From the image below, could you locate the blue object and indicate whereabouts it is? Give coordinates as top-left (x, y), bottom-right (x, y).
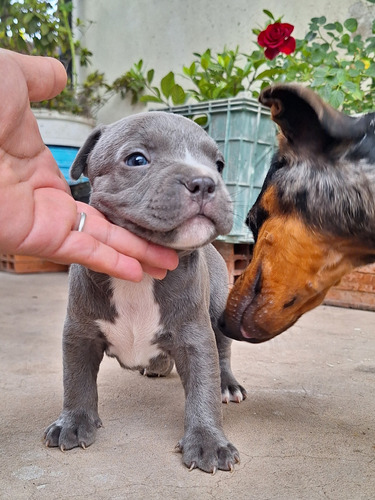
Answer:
top-left (48, 145), bottom-right (88, 186)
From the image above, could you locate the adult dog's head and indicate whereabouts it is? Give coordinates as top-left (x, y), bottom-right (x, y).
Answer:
top-left (221, 84), bottom-right (375, 343)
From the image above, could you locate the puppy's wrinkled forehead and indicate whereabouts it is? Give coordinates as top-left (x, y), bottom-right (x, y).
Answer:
top-left (97, 111), bottom-right (220, 164)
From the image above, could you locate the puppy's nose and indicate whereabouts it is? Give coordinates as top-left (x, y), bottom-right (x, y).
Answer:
top-left (185, 176), bottom-right (216, 200)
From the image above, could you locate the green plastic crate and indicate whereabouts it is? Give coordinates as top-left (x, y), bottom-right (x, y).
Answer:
top-left (166, 97), bottom-right (277, 243)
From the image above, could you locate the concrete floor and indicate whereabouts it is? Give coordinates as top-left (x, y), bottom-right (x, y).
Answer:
top-left (0, 271), bottom-right (374, 500)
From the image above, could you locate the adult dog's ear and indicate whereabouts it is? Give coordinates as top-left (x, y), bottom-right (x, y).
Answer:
top-left (259, 84), bottom-right (368, 154)
top-left (70, 127), bottom-right (104, 180)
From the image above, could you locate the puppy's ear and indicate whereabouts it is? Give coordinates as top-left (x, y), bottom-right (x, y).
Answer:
top-left (259, 84), bottom-right (368, 154)
top-left (70, 127), bottom-right (103, 180)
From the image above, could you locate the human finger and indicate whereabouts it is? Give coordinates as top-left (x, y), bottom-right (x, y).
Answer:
top-left (1, 50), bottom-right (68, 102)
top-left (75, 204), bottom-right (179, 272)
top-left (50, 229), bottom-right (145, 281)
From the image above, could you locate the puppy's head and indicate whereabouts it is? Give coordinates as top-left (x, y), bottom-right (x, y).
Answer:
top-left (71, 112), bottom-right (233, 250)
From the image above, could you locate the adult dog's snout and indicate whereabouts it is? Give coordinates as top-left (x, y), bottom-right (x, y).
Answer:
top-left (184, 176), bottom-right (216, 201)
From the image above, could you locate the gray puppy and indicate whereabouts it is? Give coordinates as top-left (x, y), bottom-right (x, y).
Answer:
top-left (44, 112), bottom-right (246, 473)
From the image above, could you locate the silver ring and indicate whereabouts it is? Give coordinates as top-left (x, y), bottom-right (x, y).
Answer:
top-left (77, 212), bottom-right (87, 232)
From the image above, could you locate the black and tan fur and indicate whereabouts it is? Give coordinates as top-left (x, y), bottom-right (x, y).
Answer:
top-left (221, 84), bottom-right (375, 343)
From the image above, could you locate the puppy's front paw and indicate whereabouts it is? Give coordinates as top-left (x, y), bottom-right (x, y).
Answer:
top-left (177, 428), bottom-right (240, 473)
top-left (44, 410), bottom-right (102, 451)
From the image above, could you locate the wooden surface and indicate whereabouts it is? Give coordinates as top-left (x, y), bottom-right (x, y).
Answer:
top-left (0, 254), bottom-right (68, 274)
top-left (324, 263), bottom-right (375, 311)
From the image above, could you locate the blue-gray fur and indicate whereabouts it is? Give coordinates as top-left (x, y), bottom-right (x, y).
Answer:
top-left (44, 112), bottom-right (246, 473)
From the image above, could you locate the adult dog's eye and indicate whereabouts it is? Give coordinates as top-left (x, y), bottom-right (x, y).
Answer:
top-left (124, 153), bottom-right (148, 167)
top-left (216, 160), bottom-right (224, 173)
top-left (283, 296), bottom-right (297, 309)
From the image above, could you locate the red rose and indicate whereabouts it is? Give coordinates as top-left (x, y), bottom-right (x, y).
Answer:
top-left (258, 22), bottom-right (296, 60)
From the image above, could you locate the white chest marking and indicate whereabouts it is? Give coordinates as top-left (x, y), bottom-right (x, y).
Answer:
top-left (96, 275), bottom-right (162, 369)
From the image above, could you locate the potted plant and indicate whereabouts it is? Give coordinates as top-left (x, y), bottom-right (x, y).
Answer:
top-left (0, 0), bottom-right (118, 202)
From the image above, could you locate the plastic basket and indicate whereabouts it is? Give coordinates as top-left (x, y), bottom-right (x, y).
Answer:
top-left (48, 145), bottom-right (90, 202)
top-left (165, 97), bottom-right (277, 243)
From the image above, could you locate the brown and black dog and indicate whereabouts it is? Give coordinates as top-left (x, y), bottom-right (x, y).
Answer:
top-left (221, 83), bottom-right (375, 343)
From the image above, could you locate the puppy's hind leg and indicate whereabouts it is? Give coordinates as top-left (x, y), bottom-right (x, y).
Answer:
top-left (140, 353), bottom-right (174, 377)
top-left (205, 244), bottom-right (247, 403)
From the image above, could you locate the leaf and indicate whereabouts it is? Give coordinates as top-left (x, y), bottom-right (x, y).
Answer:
top-left (41, 23), bottom-right (50, 36)
top-left (170, 84), bottom-right (186, 105)
top-left (305, 30), bottom-right (317, 42)
top-left (262, 9), bottom-right (274, 20)
top-left (23, 12), bottom-right (34, 24)
top-left (186, 62), bottom-right (196, 77)
top-left (217, 55), bottom-right (225, 67)
top-left (335, 22), bottom-right (343, 33)
top-left (193, 115), bottom-right (208, 127)
top-left (310, 49), bottom-right (325, 65)
top-left (335, 69), bottom-right (347, 84)
top-left (324, 23), bottom-right (337, 30)
top-left (139, 95), bottom-right (163, 104)
top-left (311, 16), bottom-right (326, 25)
top-left (344, 18), bottom-right (358, 33)
top-left (200, 51), bottom-right (212, 70)
top-left (147, 69), bottom-right (154, 84)
top-left (343, 81), bottom-right (358, 93)
top-left (366, 62), bottom-right (375, 77)
top-left (347, 67), bottom-right (360, 78)
top-left (134, 60), bottom-right (143, 71)
top-left (365, 37), bottom-right (375, 52)
top-left (160, 72), bottom-right (175, 98)
top-left (212, 81), bottom-right (227, 99)
top-left (255, 68), bottom-right (282, 80)
top-left (329, 89), bottom-right (345, 108)
top-left (340, 33), bottom-right (350, 45)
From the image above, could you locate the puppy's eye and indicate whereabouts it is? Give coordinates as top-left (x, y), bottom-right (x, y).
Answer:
top-left (125, 153), bottom-right (149, 167)
top-left (216, 160), bottom-right (224, 173)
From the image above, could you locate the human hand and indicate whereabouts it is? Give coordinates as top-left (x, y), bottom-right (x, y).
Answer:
top-left (0, 49), bottom-right (178, 281)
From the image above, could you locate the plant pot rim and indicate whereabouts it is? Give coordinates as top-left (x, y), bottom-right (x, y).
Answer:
top-left (33, 109), bottom-right (95, 148)
top-left (32, 108), bottom-right (96, 126)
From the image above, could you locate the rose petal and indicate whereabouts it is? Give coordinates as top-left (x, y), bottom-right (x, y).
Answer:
top-left (280, 23), bottom-right (294, 37)
top-left (257, 30), bottom-right (267, 47)
top-left (280, 36), bottom-right (296, 55)
top-left (264, 47), bottom-right (280, 60)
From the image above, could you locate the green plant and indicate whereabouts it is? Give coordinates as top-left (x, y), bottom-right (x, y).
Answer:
top-left (0, 0), bottom-right (64, 55)
top-left (115, 46), bottom-right (270, 107)
top-left (115, 1), bottom-right (375, 114)
top-left (272, 14), bottom-right (375, 112)
top-left (0, 0), bottom-right (113, 117)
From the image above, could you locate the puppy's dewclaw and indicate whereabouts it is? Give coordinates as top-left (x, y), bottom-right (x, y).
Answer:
top-left (45, 111), bottom-right (245, 473)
